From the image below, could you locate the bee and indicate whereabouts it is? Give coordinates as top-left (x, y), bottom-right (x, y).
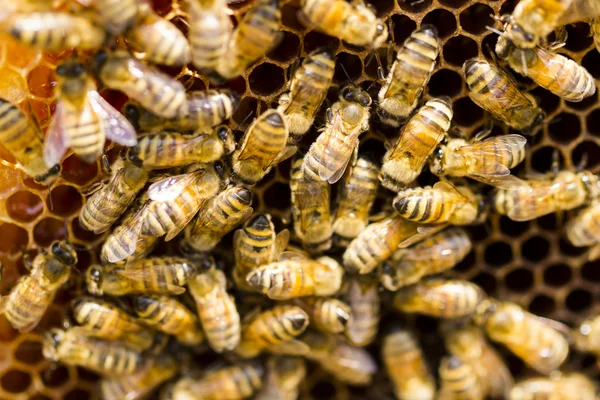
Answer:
top-left (138, 164), bottom-right (222, 242)
top-left (246, 252), bottom-right (344, 300)
top-left (79, 157), bottom-right (149, 234)
top-left (124, 90), bottom-right (240, 134)
top-left (302, 330), bottom-right (377, 386)
top-left (43, 59), bottom-right (138, 167)
top-left (430, 133), bottom-right (527, 189)
top-left (188, 268), bottom-right (241, 352)
top-left (277, 48), bottom-right (335, 139)
top-left (233, 214), bottom-right (290, 291)
top-left (71, 296), bottom-right (154, 351)
top-left (236, 305), bottom-right (310, 358)
top-left (92, 0), bottom-right (139, 35)
top-left (43, 327), bottom-right (145, 375)
top-left (438, 356), bottom-right (484, 400)
top-left (300, 0), bottom-right (388, 48)
top-left (0, 241), bottom-right (77, 332)
top-left (393, 279), bottom-right (486, 319)
top-left (3, 12), bottom-right (106, 51)
top-left (382, 328), bottom-right (435, 400)
top-left (185, 0), bottom-right (232, 74)
top-left (378, 25), bottom-right (440, 127)
top-left (593, 18), bottom-right (600, 53)
top-left (232, 109), bottom-right (294, 185)
top-left (393, 181), bottom-right (487, 226)
top-left (343, 215), bottom-right (446, 274)
top-left (85, 257), bottom-right (198, 296)
top-left (172, 362), bottom-right (264, 400)
top-left (125, 4), bottom-right (191, 66)
top-left (343, 277), bottom-right (380, 347)
top-left (380, 227), bottom-right (472, 291)
top-left (573, 314), bottom-right (600, 354)
top-left (473, 299), bottom-right (569, 374)
top-left (566, 202), bottom-right (600, 260)
top-left (125, 127), bottom-right (235, 170)
top-left (182, 186), bottom-right (254, 252)
top-left (498, 44), bottom-right (596, 102)
top-left (215, 0), bottom-right (281, 81)
top-left (380, 97), bottom-right (453, 192)
top-left (445, 325), bottom-right (513, 399)
top-left (101, 355), bottom-right (178, 400)
top-left (463, 58), bottom-right (545, 134)
top-left (510, 373), bottom-right (597, 400)
top-left (0, 97), bottom-right (60, 185)
top-left (255, 356), bottom-right (306, 400)
top-left (302, 85), bottom-right (371, 184)
top-left (558, 0), bottom-right (600, 25)
top-left (91, 50), bottom-right (186, 119)
top-left (290, 158), bottom-right (333, 253)
top-left (494, 170), bottom-right (600, 221)
top-left (132, 294), bottom-right (204, 346)
top-left (295, 297), bottom-right (351, 334)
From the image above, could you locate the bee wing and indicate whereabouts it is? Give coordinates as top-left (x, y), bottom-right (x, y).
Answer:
top-left (505, 183), bottom-right (556, 221)
top-left (88, 91), bottom-right (138, 147)
top-left (398, 224), bottom-right (448, 248)
top-left (148, 173), bottom-right (196, 202)
top-left (433, 181), bottom-right (468, 204)
top-left (105, 211), bottom-right (146, 263)
top-left (317, 115), bottom-right (360, 184)
top-left (389, 132), bottom-right (435, 176)
top-left (270, 339), bottom-right (310, 356)
top-left (278, 251), bottom-right (310, 261)
top-left (112, 268), bottom-right (186, 295)
top-left (43, 100), bottom-right (70, 168)
top-left (470, 174), bottom-right (527, 190)
top-left (273, 229), bottom-right (290, 257)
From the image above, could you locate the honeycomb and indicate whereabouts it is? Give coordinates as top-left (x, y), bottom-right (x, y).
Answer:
top-left (0, 0), bottom-right (599, 398)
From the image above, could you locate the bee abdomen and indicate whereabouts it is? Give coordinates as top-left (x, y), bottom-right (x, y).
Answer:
top-left (393, 187), bottom-right (445, 223)
top-left (189, 10), bottom-right (230, 71)
top-left (439, 356), bottom-right (483, 400)
top-left (0, 101), bottom-right (31, 145)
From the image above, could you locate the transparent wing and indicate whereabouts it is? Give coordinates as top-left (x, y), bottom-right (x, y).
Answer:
top-left (460, 134), bottom-right (527, 175)
top-left (470, 174), bottom-right (528, 190)
top-left (112, 267), bottom-right (186, 294)
top-left (43, 101), bottom-right (70, 167)
top-left (270, 339), bottom-right (310, 356)
top-left (88, 91), bottom-right (138, 146)
top-left (434, 181), bottom-right (468, 204)
top-left (148, 173), bottom-right (197, 202)
top-left (397, 224), bottom-right (448, 248)
top-left (389, 127), bottom-right (442, 174)
top-left (317, 114), bottom-right (359, 184)
top-left (506, 182), bottom-right (556, 221)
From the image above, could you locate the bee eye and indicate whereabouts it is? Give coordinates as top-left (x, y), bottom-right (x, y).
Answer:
top-left (56, 65), bottom-right (67, 76)
top-left (342, 88), bottom-right (354, 101)
top-left (91, 268), bottom-right (102, 282)
top-left (217, 126), bottom-right (229, 142)
top-left (358, 94), bottom-right (371, 107)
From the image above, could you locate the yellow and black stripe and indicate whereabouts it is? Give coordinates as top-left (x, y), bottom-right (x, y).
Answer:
top-left (439, 356), bottom-right (483, 400)
top-left (245, 305), bottom-right (308, 347)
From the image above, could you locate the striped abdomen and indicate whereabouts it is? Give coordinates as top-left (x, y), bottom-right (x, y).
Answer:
top-left (404, 227), bottom-right (472, 273)
top-left (216, 0), bottom-right (281, 79)
top-left (593, 19), bottom-right (600, 53)
top-left (60, 336), bottom-right (144, 375)
top-left (4, 277), bottom-right (54, 332)
top-left (186, 91), bottom-right (239, 132)
top-left (133, 132), bottom-right (220, 168)
top-left (101, 357), bottom-right (177, 400)
top-left (394, 186), bottom-right (462, 224)
top-left (379, 25), bottom-right (439, 123)
top-left (127, 15), bottom-right (191, 66)
top-left (141, 187), bottom-right (204, 238)
top-left (188, 1), bottom-right (231, 72)
top-left (248, 261), bottom-right (327, 299)
top-left (235, 215), bottom-right (276, 278)
top-left (344, 278), bottom-right (380, 346)
top-left (196, 363), bottom-right (264, 399)
top-left (62, 101), bottom-right (104, 163)
top-left (95, 0), bottom-right (138, 34)
top-left (245, 305), bottom-right (308, 347)
top-left (567, 203), bottom-right (600, 247)
top-left (72, 299), bottom-right (142, 338)
top-left (439, 356), bottom-right (483, 400)
top-left (302, 0), bottom-right (351, 39)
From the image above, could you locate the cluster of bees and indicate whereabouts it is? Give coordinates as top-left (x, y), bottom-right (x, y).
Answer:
top-left (0, 0), bottom-right (600, 399)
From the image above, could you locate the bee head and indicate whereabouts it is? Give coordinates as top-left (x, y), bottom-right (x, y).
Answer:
top-left (216, 125), bottom-right (236, 155)
top-left (429, 147), bottom-right (445, 175)
top-left (86, 265), bottom-right (104, 295)
top-left (34, 164), bottom-right (61, 186)
top-left (340, 85), bottom-right (372, 107)
top-left (505, 22), bottom-right (536, 48)
top-left (56, 61), bottom-right (86, 79)
top-left (50, 241), bottom-right (78, 266)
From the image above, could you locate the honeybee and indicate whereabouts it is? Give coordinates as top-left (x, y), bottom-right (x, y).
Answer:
top-left (473, 299), bottom-right (569, 374)
top-left (233, 214), bottom-right (290, 291)
top-left (393, 279), bottom-right (486, 319)
top-left (246, 252), bottom-right (344, 300)
top-left (343, 215), bottom-right (445, 274)
top-left (0, 98), bottom-right (60, 185)
top-left (43, 59), bottom-right (138, 167)
top-left (498, 44), bottom-right (596, 102)
top-left (126, 127), bottom-right (235, 170)
top-left (381, 227), bottom-right (472, 291)
top-left (463, 58), bottom-right (545, 134)
top-left (183, 185), bottom-right (254, 252)
top-left (255, 356), bottom-right (306, 400)
top-left (188, 267), bottom-right (241, 352)
top-left (232, 109), bottom-right (294, 185)
top-left (439, 356), bottom-right (484, 400)
top-left (301, 330), bottom-right (377, 386)
top-left (71, 296), bottom-right (154, 351)
top-left (91, 0), bottom-right (139, 35)
top-left (445, 325), bottom-right (513, 398)
top-left (86, 257), bottom-right (198, 296)
top-left (510, 373), bottom-right (597, 400)
top-left (378, 25), bottom-right (440, 127)
top-left (172, 362), bottom-right (264, 400)
top-left (566, 202), bottom-right (600, 260)
top-left (382, 328), bottom-right (435, 400)
top-left (0, 241), bottom-right (77, 332)
top-left (79, 157), bottom-right (149, 234)
top-left (43, 327), bottom-right (145, 376)
top-left (277, 48), bottom-right (335, 139)
top-left (101, 355), bottom-right (178, 400)
top-left (393, 181), bottom-right (486, 226)
top-left (124, 90), bottom-right (240, 134)
top-left (290, 158), bottom-right (333, 253)
top-left (300, 0), bottom-right (388, 48)
top-left (3, 12), bottom-right (106, 51)
top-left (343, 277), bottom-right (380, 347)
top-left (558, 0), bottom-right (600, 25)
top-left (215, 0), bottom-right (281, 81)
top-left (302, 85), bottom-right (371, 184)
top-left (430, 133), bottom-right (527, 189)
top-left (91, 50), bottom-right (186, 119)
top-left (494, 170), bottom-right (600, 221)
top-left (294, 297), bottom-right (351, 334)
top-left (125, 4), bottom-right (191, 66)
top-left (594, 18), bottom-right (600, 52)
top-left (380, 97), bottom-right (453, 192)
top-left (236, 305), bottom-right (310, 358)
top-left (132, 294), bottom-right (204, 346)
top-left (332, 155), bottom-right (379, 244)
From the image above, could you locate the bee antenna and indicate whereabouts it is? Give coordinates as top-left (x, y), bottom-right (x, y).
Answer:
top-left (48, 184), bottom-right (54, 211)
top-left (339, 64), bottom-right (357, 88)
top-left (238, 110), bottom-right (255, 131)
top-left (485, 26), bottom-right (504, 36)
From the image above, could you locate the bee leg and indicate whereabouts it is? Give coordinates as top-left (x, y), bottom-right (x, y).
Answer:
top-left (587, 244), bottom-right (600, 261)
top-left (22, 252), bottom-right (33, 272)
top-left (555, 210), bottom-right (564, 228)
top-left (473, 124), bottom-right (493, 142)
top-left (551, 149), bottom-right (561, 176)
top-left (0, 297), bottom-right (7, 315)
top-left (548, 27), bottom-right (568, 50)
top-left (576, 152), bottom-right (589, 172)
top-left (100, 153), bottom-right (111, 175)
